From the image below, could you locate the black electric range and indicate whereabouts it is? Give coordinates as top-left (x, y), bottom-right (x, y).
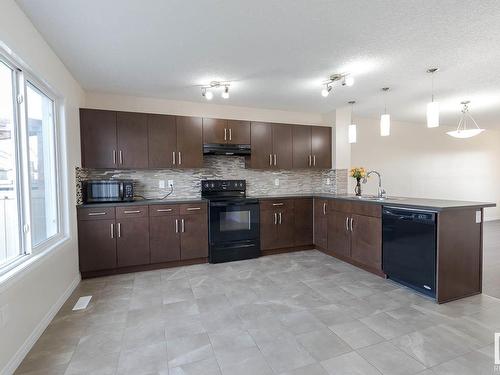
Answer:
top-left (202, 180), bottom-right (260, 263)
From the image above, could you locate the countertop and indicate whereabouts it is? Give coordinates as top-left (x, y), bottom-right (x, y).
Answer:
top-left (77, 194), bottom-right (495, 212)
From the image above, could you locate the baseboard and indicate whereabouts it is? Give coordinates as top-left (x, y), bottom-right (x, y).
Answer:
top-left (1, 275), bottom-right (80, 375)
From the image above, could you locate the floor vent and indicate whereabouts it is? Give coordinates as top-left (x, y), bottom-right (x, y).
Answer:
top-left (72, 296), bottom-right (92, 311)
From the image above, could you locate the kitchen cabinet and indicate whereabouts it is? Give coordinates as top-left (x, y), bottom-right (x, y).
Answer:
top-left (149, 205), bottom-right (181, 263)
top-left (179, 205), bottom-right (209, 260)
top-left (292, 125), bottom-right (331, 169)
top-left (148, 114), bottom-right (177, 168)
top-left (78, 218), bottom-right (117, 272)
top-left (116, 112), bottom-right (149, 168)
top-left (116, 206), bottom-right (150, 267)
top-left (313, 199), bottom-right (328, 249)
top-left (203, 118), bottom-right (250, 145)
top-left (327, 210), bottom-right (351, 257)
top-left (294, 198), bottom-right (313, 246)
top-left (260, 199), bottom-right (295, 250)
top-left (80, 109), bottom-right (117, 169)
top-left (350, 214), bottom-right (382, 270)
top-left (177, 116), bottom-right (203, 168)
top-left (248, 122), bottom-right (293, 169)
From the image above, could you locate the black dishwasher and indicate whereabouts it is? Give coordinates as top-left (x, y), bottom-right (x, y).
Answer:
top-left (382, 207), bottom-right (437, 297)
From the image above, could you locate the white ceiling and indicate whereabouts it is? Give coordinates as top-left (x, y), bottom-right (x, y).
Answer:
top-left (15, 0), bottom-right (500, 127)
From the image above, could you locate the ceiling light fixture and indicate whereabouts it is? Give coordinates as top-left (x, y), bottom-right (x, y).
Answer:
top-left (426, 68), bottom-right (440, 128)
top-left (446, 101), bottom-right (485, 138)
top-left (201, 81), bottom-right (230, 100)
top-left (320, 73), bottom-right (353, 97)
top-left (348, 101), bottom-right (357, 144)
top-left (380, 87), bottom-right (391, 137)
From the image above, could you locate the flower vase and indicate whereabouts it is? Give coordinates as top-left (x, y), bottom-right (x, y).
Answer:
top-left (354, 178), bottom-right (362, 196)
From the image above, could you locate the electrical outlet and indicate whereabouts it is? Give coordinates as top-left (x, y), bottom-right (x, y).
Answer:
top-left (159, 180), bottom-right (166, 189)
top-left (168, 180), bottom-right (174, 188)
top-left (326, 178), bottom-right (331, 185)
top-left (274, 178), bottom-right (280, 186)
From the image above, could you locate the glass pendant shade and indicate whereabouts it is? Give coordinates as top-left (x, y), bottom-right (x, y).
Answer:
top-left (446, 128), bottom-right (485, 138)
top-left (348, 124), bottom-right (357, 143)
top-left (380, 114), bottom-right (391, 136)
top-left (426, 101), bottom-right (440, 128)
top-left (446, 101), bottom-right (484, 139)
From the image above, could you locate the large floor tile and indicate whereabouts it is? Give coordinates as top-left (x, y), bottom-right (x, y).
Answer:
top-left (329, 320), bottom-right (385, 349)
top-left (167, 333), bottom-right (214, 368)
top-left (357, 342), bottom-right (426, 375)
top-left (321, 351), bottom-right (382, 375)
top-left (117, 342), bottom-right (168, 375)
top-left (259, 336), bottom-right (316, 373)
top-left (296, 329), bottom-right (352, 361)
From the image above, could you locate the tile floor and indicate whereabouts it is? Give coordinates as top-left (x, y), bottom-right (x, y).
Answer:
top-left (15, 250), bottom-right (500, 375)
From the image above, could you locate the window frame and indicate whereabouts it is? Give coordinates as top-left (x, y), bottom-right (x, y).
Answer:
top-left (0, 50), bottom-right (65, 277)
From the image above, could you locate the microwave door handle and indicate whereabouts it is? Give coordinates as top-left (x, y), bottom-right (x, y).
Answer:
top-left (119, 183), bottom-right (124, 200)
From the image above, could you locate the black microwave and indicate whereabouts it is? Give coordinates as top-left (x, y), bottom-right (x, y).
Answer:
top-left (82, 180), bottom-right (134, 203)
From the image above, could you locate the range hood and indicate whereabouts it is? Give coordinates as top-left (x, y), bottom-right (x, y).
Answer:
top-left (203, 143), bottom-right (251, 156)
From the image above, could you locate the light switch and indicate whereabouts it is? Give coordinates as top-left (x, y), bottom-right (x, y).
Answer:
top-left (159, 180), bottom-right (166, 189)
top-left (475, 210), bottom-right (482, 224)
top-left (326, 178), bottom-right (331, 185)
top-left (274, 178), bottom-right (280, 186)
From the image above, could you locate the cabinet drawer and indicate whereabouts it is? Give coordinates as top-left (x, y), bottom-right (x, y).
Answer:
top-left (350, 202), bottom-right (382, 218)
top-left (179, 203), bottom-right (207, 215)
top-left (328, 199), bottom-right (351, 213)
top-left (260, 199), bottom-right (294, 211)
top-left (116, 205), bottom-right (149, 219)
top-left (149, 204), bottom-right (179, 217)
top-left (78, 207), bottom-right (115, 221)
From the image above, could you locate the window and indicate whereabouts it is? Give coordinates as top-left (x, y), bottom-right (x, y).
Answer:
top-left (0, 53), bottom-right (62, 274)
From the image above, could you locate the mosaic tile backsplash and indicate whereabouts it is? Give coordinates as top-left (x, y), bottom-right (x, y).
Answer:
top-left (76, 156), bottom-right (348, 204)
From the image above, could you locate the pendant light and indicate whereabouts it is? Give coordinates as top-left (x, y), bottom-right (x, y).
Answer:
top-left (426, 68), bottom-right (440, 128)
top-left (348, 101), bottom-right (357, 144)
top-left (446, 101), bottom-right (485, 138)
top-left (380, 87), bottom-right (391, 136)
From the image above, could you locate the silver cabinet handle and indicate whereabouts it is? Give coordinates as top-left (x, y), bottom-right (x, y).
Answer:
top-left (110, 223), bottom-right (114, 238)
top-left (88, 212), bottom-right (106, 216)
top-left (172, 151), bottom-right (176, 165)
top-left (181, 218), bottom-right (185, 233)
top-left (123, 210), bottom-right (141, 214)
top-left (224, 128), bottom-right (227, 141)
top-left (345, 217), bottom-right (349, 231)
top-left (175, 219), bottom-right (179, 233)
top-left (272, 203), bottom-right (284, 206)
top-left (309, 155), bottom-right (312, 167)
top-left (269, 154), bottom-right (272, 166)
top-left (274, 212), bottom-right (277, 225)
top-left (313, 155), bottom-right (316, 166)
top-left (274, 154), bottom-right (277, 166)
top-left (117, 222), bottom-right (121, 238)
top-left (178, 152), bottom-right (182, 165)
top-left (157, 208), bottom-right (172, 212)
top-left (229, 128), bottom-right (232, 141)
top-left (278, 212), bottom-right (282, 225)
top-left (113, 150), bottom-right (117, 164)
top-left (323, 202), bottom-right (326, 215)
top-left (186, 207), bottom-right (201, 211)
top-left (119, 150), bottom-right (123, 164)
top-left (350, 217), bottom-right (354, 232)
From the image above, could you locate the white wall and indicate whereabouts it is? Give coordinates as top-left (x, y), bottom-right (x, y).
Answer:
top-left (0, 1), bottom-right (85, 374)
top-left (85, 92), bottom-right (325, 125)
top-left (351, 116), bottom-right (500, 220)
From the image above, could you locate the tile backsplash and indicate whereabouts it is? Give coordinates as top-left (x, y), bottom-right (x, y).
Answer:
top-left (76, 156), bottom-right (348, 204)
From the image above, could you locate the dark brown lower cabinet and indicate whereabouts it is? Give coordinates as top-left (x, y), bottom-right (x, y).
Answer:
top-left (260, 201), bottom-right (295, 250)
top-left (78, 219), bottom-right (116, 272)
top-left (150, 215), bottom-right (181, 263)
top-left (313, 199), bottom-right (328, 249)
top-left (294, 198), bottom-right (313, 246)
top-left (116, 217), bottom-right (150, 267)
top-left (327, 210), bottom-right (351, 257)
top-left (350, 214), bottom-right (382, 270)
top-left (180, 213), bottom-right (209, 260)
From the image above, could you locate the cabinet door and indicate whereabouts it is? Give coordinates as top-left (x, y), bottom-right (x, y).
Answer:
top-left (260, 209), bottom-right (278, 250)
top-left (311, 126), bottom-right (332, 169)
top-left (313, 199), bottom-right (328, 249)
top-left (249, 122), bottom-right (273, 169)
top-left (116, 217), bottom-right (150, 267)
top-left (227, 120), bottom-right (250, 144)
top-left (116, 112), bottom-right (149, 168)
top-left (150, 216), bottom-right (181, 263)
top-left (78, 219), bottom-right (116, 272)
top-left (276, 208), bottom-right (295, 248)
top-left (203, 118), bottom-right (228, 144)
top-left (180, 213), bottom-right (208, 260)
top-left (272, 124), bottom-right (293, 169)
top-left (80, 109), bottom-right (117, 169)
top-left (148, 114), bottom-right (177, 168)
top-left (327, 210), bottom-right (351, 257)
top-left (292, 126), bottom-right (312, 169)
top-left (351, 214), bottom-right (382, 270)
top-left (294, 199), bottom-right (313, 246)
top-left (177, 116), bottom-right (203, 168)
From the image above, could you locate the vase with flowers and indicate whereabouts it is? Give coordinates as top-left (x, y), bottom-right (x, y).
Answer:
top-left (350, 167), bottom-right (367, 196)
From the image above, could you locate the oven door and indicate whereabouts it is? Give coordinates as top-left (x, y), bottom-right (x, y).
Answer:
top-left (209, 200), bottom-right (260, 245)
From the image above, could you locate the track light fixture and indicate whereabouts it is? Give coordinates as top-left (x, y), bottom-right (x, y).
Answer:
top-left (201, 81), bottom-right (231, 100)
top-left (321, 73), bottom-right (354, 97)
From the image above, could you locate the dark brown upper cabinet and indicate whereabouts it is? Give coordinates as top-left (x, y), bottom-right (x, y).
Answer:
top-left (80, 109), bottom-right (117, 169)
top-left (148, 114), bottom-right (177, 168)
top-left (248, 122), bottom-right (292, 169)
top-left (177, 116), bottom-right (203, 168)
top-left (116, 112), bottom-right (149, 169)
top-left (203, 118), bottom-right (251, 145)
top-left (292, 125), bottom-right (331, 169)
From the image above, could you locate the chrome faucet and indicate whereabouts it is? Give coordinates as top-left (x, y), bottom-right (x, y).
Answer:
top-left (363, 170), bottom-right (386, 198)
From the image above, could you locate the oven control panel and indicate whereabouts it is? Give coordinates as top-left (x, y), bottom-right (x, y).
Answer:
top-left (202, 180), bottom-right (246, 192)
